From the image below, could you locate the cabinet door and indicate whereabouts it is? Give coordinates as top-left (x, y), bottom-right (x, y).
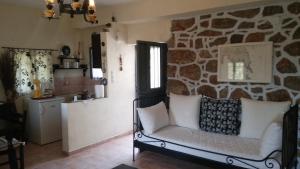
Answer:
top-left (40, 101), bottom-right (62, 144)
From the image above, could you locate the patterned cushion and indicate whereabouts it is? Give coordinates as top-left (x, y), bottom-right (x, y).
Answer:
top-left (199, 97), bottom-right (241, 135)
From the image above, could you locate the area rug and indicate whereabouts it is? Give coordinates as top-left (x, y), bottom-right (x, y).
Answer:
top-left (112, 164), bottom-right (137, 169)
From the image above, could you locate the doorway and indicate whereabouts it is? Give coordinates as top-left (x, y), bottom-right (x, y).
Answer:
top-left (135, 41), bottom-right (167, 105)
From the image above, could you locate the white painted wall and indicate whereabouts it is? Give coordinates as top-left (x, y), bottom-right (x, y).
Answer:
top-left (127, 19), bottom-right (171, 44)
top-left (0, 3), bottom-right (78, 53)
top-left (62, 26), bottom-right (135, 153)
top-left (0, 3), bottom-right (79, 102)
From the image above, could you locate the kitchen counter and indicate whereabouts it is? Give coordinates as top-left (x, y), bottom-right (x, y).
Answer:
top-left (62, 97), bottom-right (106, 104)
top-left (61, 97), bottom-right (131, 154)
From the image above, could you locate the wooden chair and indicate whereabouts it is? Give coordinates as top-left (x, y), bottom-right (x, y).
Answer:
top-left (0, 103), bottom-right (27, 169)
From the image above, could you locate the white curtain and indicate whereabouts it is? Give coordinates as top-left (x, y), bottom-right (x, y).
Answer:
top-left (14, 51), bottom-right (34, 95)
top-left (32, 51), bottom-right (54, 88)
top-left (14, 50), bottom-right (53, 95)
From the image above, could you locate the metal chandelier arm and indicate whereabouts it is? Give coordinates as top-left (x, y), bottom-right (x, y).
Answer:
top-left (82, 0), bottom-right (90, 11)
top-left (44, 0), bottom-right (98, 24)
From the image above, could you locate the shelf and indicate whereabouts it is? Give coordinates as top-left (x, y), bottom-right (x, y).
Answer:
top-left (58, 56), bottom-right (82, 65)
top-left (53, 64), bottom-right (88, 76)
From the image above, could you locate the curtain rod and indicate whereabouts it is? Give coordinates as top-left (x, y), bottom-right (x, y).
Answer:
top-left (2, 47), bottom-right (59, 51)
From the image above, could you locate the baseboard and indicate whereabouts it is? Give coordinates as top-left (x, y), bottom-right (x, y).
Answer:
top-left (64, 130), bottom-right (132, 155)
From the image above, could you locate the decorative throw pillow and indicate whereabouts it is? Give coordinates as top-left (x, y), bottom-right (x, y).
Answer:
top-left (239, 98), bottom-right (290, 139)
top-left (137, 101), bottom-right (169, 135)
top-left (260, 122), bottom-right (282, 157)
top-left (169, 93), bottom-right (202, 130)
top-left (199, 97), bottom-right (241, 135)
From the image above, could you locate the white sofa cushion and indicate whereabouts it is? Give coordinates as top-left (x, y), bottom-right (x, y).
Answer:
top-left (146, 126), bottom-right (261, 159)
top-left (240, 98), bottom-right (290, 139)
top-left (260, 122), bottom-right (282, 157)
top-left (136, 126), bottom-right (282, 169)
top-left (169, 93), bottom-right (202, 130)
top-left (137, 101), bottom-right (169, 135)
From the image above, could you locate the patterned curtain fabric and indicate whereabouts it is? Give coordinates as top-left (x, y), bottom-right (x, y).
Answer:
top-left (32, 51), bottom-right (54, 88)
top-left (14, 51), bottom-right (34, 95)
top-left (13, 50), bottom-right (54, 95)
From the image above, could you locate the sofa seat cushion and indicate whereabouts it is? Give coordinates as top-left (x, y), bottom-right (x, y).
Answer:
top-left (260, 122), bottom-right (282, 157)
top-left (150, 126), bottom-right (262, 159)
top-left (199, 97), bottom-right (241, 135)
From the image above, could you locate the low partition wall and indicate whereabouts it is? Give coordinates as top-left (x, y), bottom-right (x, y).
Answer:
top-left (61, 98), bottom-right (132, 153)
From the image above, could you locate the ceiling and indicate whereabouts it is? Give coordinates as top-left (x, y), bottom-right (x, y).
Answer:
top-left (0, 0), bottom-right (139, 8)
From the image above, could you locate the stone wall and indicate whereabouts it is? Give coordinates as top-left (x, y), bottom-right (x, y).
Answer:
top-left (167, 0), bottom-right (300, 104)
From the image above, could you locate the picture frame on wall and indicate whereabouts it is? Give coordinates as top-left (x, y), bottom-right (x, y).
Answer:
top-left (217, 42), bottom-right (273, 83)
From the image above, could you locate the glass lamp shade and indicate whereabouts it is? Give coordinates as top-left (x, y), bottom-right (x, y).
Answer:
top-left (71, 2), bottom-right (82, 10)
top-left (89, 0), bottom-right (95, 8)
top-left (44, 9), bottom-right (55, 18)
top-left (88, 6), bottom-right (96, 13)
top-left (87, 14), bottom-right (97, 23)
top-left (45, 0), bottom-right (55, 4)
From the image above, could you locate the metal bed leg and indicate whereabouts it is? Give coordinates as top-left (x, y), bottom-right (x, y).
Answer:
top-left (133, 99), bottom-right (135, 162)
top-left (133, 146), bottom-right (135, 161)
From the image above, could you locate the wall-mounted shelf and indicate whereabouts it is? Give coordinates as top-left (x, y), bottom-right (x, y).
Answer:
top-left (53, 64), bottom-right (88, 76)
top-left (58, 56), bottom-right (81, 65)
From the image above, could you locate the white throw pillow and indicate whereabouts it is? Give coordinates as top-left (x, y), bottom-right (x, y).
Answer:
top-left (260, 122), bottom-right (282, 157)
top-left (137, 101), bottom-right (169, 135)
top-left (169, 93), bottom-right (202, 130)
top-left (239, 98), bottom-right (290, 139)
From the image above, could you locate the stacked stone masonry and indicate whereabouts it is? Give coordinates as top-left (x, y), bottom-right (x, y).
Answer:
top-left (167, 0), bottom-right (300, 104)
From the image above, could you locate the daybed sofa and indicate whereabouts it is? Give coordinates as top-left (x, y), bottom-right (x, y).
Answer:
top-left (133, 94), bottom-right (298, 169)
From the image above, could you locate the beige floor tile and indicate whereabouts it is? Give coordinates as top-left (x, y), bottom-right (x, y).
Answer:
top-left (0, 135), bottom-right (211, 169)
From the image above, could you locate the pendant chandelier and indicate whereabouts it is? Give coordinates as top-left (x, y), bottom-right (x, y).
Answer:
top-left (44, 0), bottom-right (98, 24)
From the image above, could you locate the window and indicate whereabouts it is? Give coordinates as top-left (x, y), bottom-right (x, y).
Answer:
top-left (150, 46), bottom-right (161, 89)
top-left (235, 62), bottom-right (244, 80)
top-left (227, 62), bottom-right (244, 80)
top-left (92, 68), bottom-right (103, 79)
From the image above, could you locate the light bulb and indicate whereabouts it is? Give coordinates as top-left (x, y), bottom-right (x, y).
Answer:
top-left (71, 0), bottom-right (82, 10)
top-left (45, 0), bottom-right (55, 4)
top-left (89, 0), bottom-right (95, 8)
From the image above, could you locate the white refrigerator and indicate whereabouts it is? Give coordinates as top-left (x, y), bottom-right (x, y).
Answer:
top-left (27, 97), bottom-right (64, 145)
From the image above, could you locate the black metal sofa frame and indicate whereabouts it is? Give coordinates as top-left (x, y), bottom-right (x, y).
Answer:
top-left (132, 96), bottom-right (298, 169)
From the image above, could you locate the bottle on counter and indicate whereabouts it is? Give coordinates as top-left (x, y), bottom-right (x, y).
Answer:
top-left (32, 75), bottom-right (42, 98)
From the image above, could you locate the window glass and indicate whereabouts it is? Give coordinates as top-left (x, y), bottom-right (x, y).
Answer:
top-left (150, 46), bottom-right (161, 89)
top-left (227, 62), bottom-right (244, 80)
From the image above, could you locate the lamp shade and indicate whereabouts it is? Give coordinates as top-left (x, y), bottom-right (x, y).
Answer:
top-left (89, 0), bottom-right (95, 8)
top-left (45, 0), bottom-right (55, 4)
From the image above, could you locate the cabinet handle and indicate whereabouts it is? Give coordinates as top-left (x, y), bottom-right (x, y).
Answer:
top-left (50, 105), bottom-right (56, 108)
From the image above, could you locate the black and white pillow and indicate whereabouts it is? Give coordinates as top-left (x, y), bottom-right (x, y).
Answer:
top-left (199, 97), bottom-right (241, 135)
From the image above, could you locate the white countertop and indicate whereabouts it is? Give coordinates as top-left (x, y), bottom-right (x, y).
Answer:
top-left (30, 96), bottom-right (65, 103)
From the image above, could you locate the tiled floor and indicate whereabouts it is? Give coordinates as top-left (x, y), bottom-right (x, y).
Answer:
top-left (1, 135), bottom-right (211, 169)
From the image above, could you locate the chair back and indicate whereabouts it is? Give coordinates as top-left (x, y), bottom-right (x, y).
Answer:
top-left (0, 103), bottom-right (27, 141)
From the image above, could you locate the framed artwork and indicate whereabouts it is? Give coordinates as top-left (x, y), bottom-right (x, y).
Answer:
top-left (217, 42), bottom-right (273, 83)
